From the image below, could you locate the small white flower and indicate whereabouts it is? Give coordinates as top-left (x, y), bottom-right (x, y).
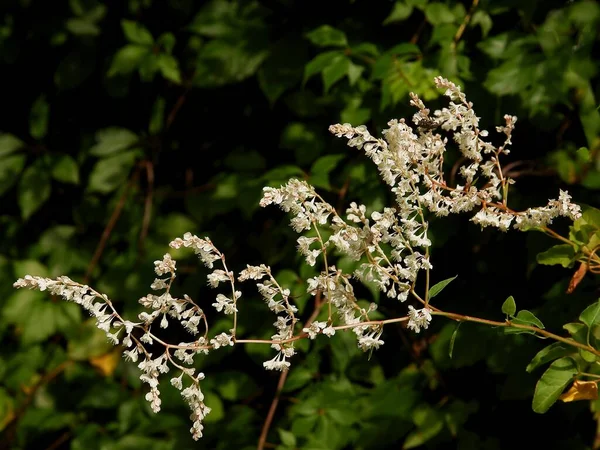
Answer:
top-left (407, 305), bottom-right (432, 333)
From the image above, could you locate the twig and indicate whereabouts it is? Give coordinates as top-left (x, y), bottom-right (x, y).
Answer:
top-left (257, 294), bottom-right (324, 450)
top-left (166, 86), bottom-right (192, 130)
top-left (452, 0), bottom-right (479, 50)
top-left (410, 19), bottom-right (427, 45)
top-left (45, 431), bottom-right (72, 450)
top-left (1, 361), bottom-right (74, 450)
top-left (138, 160), bottom-right (155, 253)
top-left (84, 169), bottom-right (139, 283)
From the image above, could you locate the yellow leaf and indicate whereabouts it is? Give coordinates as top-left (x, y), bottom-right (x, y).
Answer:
top-left (559, 380), bottom-right (598, 402)
top-left (89, 350), bottom-right (121, 376)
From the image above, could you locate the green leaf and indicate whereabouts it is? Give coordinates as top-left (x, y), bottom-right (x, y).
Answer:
top-left (309, 154), bottom-right (345, 190)
top-left (513, 310), bottom-right (545, 329)
top-left (51, 155), bottom-right (79, 184)
top-left (576, 147), bottom-right (590, 162)
top-left (66, 18), bottom-right (100, 36)
top-left (68, 321), bottom-right (119, 360)
top-left (502, 295), bottom-right (516, 316)
top-left (215, 371), bottom-right (259, 401)
top-left (527, 343), bottom-right (573, 373)
top-left (305, 25), bottom-right (348, 48)
top-left (87, 150), bottom-right (138, 194)
top-left (29, 95), bottom-right (49, 140)
top-left (304, 51), bottom-right (344, 83)
top-left (403, 406), bottom-right (444, 448)
top-left (579, 300), bottom-right (600, 329)
top-left (449, 322), bottom-right (462, 359)
top-left (157, 32), bottom-right (176, 54)
top-left (0, 133), bottom-right (24, 157)
top-left (149, 97), bottom-right (165, 135)
top-left (0, 154), bottom-right (26, 196)
top-left (121, 20), bottom-right (154, 46)
top-left (532, 357), bottom-right (577, 413)
top-left (18, 163), bottom-right (51, 220)
top-left (536, 244), bottom-right (575, 268)
top-left (470, 10), bottom-right (492, 37)
top-left (563, 322), bottom-right (588, 344)
top-left (425, 3), bottom-right (455, 25)
top-left (383, 2), bottom-right (414, 25)
top-left (157, 53), bottom-right (182, 84)
top-left (108, 45), bottom-right (151, 77)
top-left (203, 391), bottom-right (224, 423)
top-left (89, 128), bottom-right (139, 157)
top-left (579, 300), bottom-right (600, 346)
top-left (322, 56), bottom-right (351, 92)
top-left (278, 429), bottom-right (297, 447)
top-left (428, 275), bottom-right (457, 299)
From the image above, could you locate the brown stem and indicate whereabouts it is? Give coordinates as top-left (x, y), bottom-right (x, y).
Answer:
top-left (166, 86), bottom-right (192, 130)
top-left (434, 311), bottom-right (600, 357)
top-left (452, 0), bottom-right (479, 48)
top-left (257, 294), bottom-right (323, 450)
top-left (1, 361), bottom-right (74, 450)
top-left (138, 160), bottom-right (155, 253)
top-left (85, 169), bottom-right (139, 283)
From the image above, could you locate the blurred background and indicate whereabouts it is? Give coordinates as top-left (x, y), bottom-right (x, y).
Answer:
top-left (0, 0), bottom-right (599, 448)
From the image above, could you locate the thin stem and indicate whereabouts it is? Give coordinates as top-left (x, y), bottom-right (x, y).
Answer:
top-left (433, 311), bottom-right (600, 357)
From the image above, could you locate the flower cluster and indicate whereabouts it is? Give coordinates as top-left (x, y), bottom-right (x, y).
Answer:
top-left (12, 76), bottom-right (584, 442)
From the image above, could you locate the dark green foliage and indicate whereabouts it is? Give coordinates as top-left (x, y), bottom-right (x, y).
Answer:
top-left (0, 0), bottom-right (599, 448)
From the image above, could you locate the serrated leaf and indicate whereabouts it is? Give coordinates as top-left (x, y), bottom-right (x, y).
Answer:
top-left (87, 150), bottom-right (138, 194)
top-left (89, 128), bottom-right (138, 157)
top-left (527, 343), bottom-right (572, 373)
top-left (502, 296), bottom-right (516, 316)
top-left (51, 155), bottom-right (79, 184)
top-left (536, 244), bottom-right (575, 268)
top-left (121, 20), bottom-right (154, 46)
top-left (18, 164), bottom-right (51, 220)
top-left (428, 275), bottom-right (457, 299)
top-left (305, 25), bottom-right (348, 48)
top-left (0, 133), bottom-right (24, 157)
top-left (532, 357), bottom-right (577, 413)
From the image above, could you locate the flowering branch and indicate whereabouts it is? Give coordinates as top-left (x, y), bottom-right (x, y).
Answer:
top-left (13, 76), bottom-right (593, 442)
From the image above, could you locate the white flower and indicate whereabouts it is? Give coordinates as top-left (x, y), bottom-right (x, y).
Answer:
top-left (357, 331), bottom-right (384, 352)
top-left (154, 253), bottom-right (176, 276)
top-left (263, 351), bottom-right (291, 371)
top-left (407, 305), bottom-right (432, 333)
top-left (212, 293), bottom-right (238, 315)
top-left (210, 332), bottom-right (234, 349)
top-left (170, 375), bottom-right (183, 390)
